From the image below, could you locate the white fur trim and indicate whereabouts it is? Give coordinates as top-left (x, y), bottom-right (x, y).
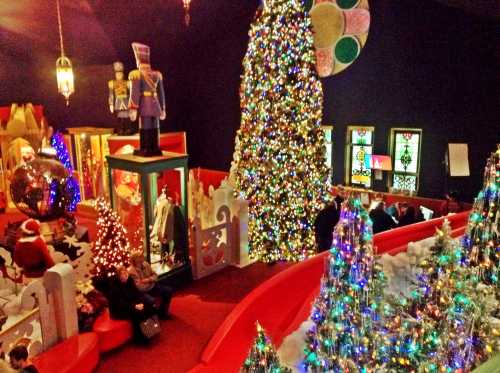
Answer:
top-left (18, 236), bottom-right (41, 243)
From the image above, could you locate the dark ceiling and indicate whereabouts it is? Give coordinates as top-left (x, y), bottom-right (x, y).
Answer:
top-left (0, 0), bottom-right (498, 71)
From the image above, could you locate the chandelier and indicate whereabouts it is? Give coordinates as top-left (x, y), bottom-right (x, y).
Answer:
top-left (183, 0), bottom-right (191, 26)
top-left (55, 0), bottom-right (74, 105)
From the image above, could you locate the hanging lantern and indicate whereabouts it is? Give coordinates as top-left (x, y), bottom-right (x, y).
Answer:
top-left (56, 56), bottom-right (74, 105)
top-left (183, 0), bottom-right (191, 26)
top-left (55, 0), bottom-right (74, 105)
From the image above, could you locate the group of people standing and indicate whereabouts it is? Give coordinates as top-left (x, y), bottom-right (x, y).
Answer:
top-left (314, 187), bottom-right (465, 251)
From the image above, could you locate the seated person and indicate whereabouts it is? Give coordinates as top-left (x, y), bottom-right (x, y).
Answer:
top-left (398, 205), bottom-right (416, 227)
top-left (440, 191), bottom-right (464, 216)
top-left (128, 252), bottom-right (172, 319)
top-left (14, 219), bottom-right (55, 278)
top-left (314, 201), bottom-right (340, 252)
top-left (386, 202), bottom-right (408, 222)
top-left (108, 266), bottom-right (156, 343)
top-left (9, 345), bottom-right (38, 373)
top-left (369, 201), bottom-right (397, 234)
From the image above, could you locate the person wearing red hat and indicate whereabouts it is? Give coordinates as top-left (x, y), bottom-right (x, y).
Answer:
top-left (128, 42), bottom-right (166, 157)
top-left (14, 219), bottom-right (55, 278)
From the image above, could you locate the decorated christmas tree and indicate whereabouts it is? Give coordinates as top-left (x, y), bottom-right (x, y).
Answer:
top-left (91, 198), bottom-right (131, 279)
top-left (303, 197), bottom-right (390, 372)
top-left (50, 131), bottom-right (81, 211)
top-left (241, 322), bottom-right (290, 373)
top-left (462, 147), bottom-right (499, 286)
top-left (387, 220), bottom-right (497, 371)
top-left (232, 0), bottom-right (330, 262)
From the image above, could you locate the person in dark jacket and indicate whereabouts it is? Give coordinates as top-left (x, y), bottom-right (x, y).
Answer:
top-left (398, 206), bottom-right (416, 227)
top-left (107, 266), bottom-right (156, 343)
top-left (369, 201), bottom-right (397, 234)
top-left (440, 191), bottom-right (464, 216)
top-left (314, 201), bottom-right (340, 252)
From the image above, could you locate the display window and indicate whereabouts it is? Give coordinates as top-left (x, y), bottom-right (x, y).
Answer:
top-left (107, 152), bottom-right (190, 279)
top-left (389, 128), bottom-right (422, 193)
top-left (345, 126), bottom-right (374, 188)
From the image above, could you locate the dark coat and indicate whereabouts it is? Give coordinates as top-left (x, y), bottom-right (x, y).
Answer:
top-left (369, 208), bottom-right (397, 234)
top-left (314, 203), bottom-right (340, 252)
top-left (107, 276), bottom-right (148, 320)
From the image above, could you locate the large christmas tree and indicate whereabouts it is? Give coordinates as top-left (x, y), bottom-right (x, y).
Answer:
top-left (91, 198), bottom-right (131, 279)
top-left (233, 0), bottom-right (330, 262)
top-left (241, 322), bottom-right (290, 373)
top-left (303, 197), bottom-right (390, 372)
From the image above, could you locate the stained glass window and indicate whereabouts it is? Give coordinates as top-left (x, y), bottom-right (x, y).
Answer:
top-left (347, 127), bottom-right (374, 188)
top-left (390, 129), bottom-right (422, 192)
top-left (322, 126), bottom-right (333, 171)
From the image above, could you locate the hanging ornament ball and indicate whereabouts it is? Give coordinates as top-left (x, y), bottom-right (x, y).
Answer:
top-left (307, 0), bottom-right (370, 77)
top-left (10, 157), bottom-right (75, 220)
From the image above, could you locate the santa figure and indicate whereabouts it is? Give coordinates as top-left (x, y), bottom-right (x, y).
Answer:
top-left (14, 219), bottom-right (55, 278)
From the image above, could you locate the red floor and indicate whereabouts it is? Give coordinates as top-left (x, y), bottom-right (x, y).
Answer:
top-left (95, 262), bottom-right (293, 373)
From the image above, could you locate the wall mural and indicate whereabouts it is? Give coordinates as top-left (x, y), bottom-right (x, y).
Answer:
top-left (306, 0), bottom-right (371, 77)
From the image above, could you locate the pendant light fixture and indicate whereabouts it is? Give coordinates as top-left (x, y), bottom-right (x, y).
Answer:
top-left (183, 0), bottom-right (191, 26)
top-left (55, 0), bottom-right (74, 105)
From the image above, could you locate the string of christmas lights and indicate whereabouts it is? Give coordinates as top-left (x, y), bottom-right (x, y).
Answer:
top-left (50, 132), bottom-right (81, 211)
top-left (91, 198), bottom-right (131, 279)
top-left (233, 0), bottom-right (330, 262)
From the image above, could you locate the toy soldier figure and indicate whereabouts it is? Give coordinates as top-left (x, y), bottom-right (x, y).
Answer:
top-left (128, 42), bottom-right (166, 157)
top-left (108, 62), bottom-right (133, 135)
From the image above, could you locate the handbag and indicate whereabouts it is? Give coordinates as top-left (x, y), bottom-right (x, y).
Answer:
top-left (139, 315), bottom-right (161, 339)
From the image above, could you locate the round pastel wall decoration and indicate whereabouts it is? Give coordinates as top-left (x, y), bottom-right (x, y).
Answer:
top-left (306, 0), bottom-right (370, 77)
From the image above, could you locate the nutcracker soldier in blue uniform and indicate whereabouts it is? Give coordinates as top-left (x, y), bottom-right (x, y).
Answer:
top-left (108, 62), bottom-right (134, 135)
top-left (128, 42), bottom-right (166, 157)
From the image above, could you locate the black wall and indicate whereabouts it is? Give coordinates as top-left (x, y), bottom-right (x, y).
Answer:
top-left (324, 0), bottom-right (499, 200)
top-left (0, 0), bottom-right (498, 201)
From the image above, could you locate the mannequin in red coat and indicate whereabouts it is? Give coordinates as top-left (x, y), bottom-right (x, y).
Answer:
top-left (14, 219), bottom-right (55, 278)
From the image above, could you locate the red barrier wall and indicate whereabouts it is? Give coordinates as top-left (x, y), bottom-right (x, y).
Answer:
top-left (191, 168), bottom-right (229, 195)
top-left (191, 211), bottom-right (470, 373)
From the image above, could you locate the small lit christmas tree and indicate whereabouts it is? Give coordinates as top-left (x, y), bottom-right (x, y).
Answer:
top-left (91, 198), bottom-right (131, 279)
top-left (50, 132), bottom-right (81, 211)
top-left (387, 220), bottom-right (497, 371)
top-left (463, 147), bottom-right (499, 286)
top-left (233, 0), bottom-right (330, 262)
top-left (241, 322), bottom-right (290, 373)
top-left (303, 197), bottom-right (390, 372)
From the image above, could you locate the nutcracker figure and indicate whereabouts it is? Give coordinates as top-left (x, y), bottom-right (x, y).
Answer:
top-left (108, 61), bottom-right (134, 135)
top-left (128, 42), bottom-right (166, 157)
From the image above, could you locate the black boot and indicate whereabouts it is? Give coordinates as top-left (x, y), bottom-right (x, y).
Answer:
top-left (134, 128), bottom-right (162, 157)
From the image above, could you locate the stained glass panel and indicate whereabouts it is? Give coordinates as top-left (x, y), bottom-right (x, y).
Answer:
top-left (393, 174), bottom-right (417, 192)
top-left (351, 144), bottom-right (372, 187)
top-left (351, 128), bottom-right (373, 145)
top-left (394, 132), bottom-right (420, 173)
top-left (322, 126), bottom-right (333, 170)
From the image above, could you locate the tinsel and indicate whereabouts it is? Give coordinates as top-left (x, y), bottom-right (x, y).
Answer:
top-left (303, 196), bottom-right (390, 372)
top-left (387, 219), bottom-right (499, 372)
